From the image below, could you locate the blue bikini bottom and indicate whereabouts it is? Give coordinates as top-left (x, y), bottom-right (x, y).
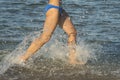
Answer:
top-left (44, 4), bottom-right (62, 14)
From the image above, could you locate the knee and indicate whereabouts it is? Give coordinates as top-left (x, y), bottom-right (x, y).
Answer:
top-left (37, 34), bottom-right (51, 44)
top-left (42, 34), bottom-right (51, 43)
top-left (68, 29), bottom-right (77, 37)
top-left (67, 30), bottom-right (77, 44)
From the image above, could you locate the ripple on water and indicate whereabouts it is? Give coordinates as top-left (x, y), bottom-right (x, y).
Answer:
top-left (0, 0), bottom-right (120, 80)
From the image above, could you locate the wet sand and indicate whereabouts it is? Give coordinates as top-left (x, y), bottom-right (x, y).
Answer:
top-left (0, 57), bottom-right (119, 80)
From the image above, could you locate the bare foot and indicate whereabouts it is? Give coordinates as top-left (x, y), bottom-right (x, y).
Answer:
top-left (9, 56), bottom-right (26, 66)
top-left (69, 59), bottom-right (85, 65)
top-left (68, 53), bottom-right (85, 65)
top-left (19, 56), bottom-right (26, 63)
top-left (12, 56), bottom-right (26, 65)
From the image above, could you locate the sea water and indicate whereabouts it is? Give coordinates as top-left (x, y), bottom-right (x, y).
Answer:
top-left (0, 0), bottom-right (120, 80)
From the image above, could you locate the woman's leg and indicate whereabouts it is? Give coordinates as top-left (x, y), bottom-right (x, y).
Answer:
top-left (20, 8), bottom-right (59, 61)
top-left (58, 9), bottom-right (83, 64)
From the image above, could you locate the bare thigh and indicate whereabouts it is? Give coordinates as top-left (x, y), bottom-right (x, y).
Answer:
top-left (58, 9), bottom-right (77, 36)
top-left (42, 8), bottom-right (59, 37)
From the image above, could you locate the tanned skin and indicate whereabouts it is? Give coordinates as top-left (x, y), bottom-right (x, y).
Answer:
top-left (20, 0), bottom-right (82, 64)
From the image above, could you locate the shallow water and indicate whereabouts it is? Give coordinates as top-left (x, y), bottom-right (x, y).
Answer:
top-left (0, 0), bottom-right (120, 80)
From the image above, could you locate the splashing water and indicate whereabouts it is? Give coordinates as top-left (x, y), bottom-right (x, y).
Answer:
top-left (0, 30), bottom-right (92, 75)
top-left (0, 31), bottom-right (41, 74)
